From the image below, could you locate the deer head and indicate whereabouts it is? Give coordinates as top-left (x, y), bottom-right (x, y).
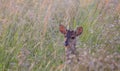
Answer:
top-left (59, 24), bottom-right (83, 48)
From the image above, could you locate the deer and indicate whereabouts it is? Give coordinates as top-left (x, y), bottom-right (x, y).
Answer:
top-left (59, 24), bottom-right (83, 64)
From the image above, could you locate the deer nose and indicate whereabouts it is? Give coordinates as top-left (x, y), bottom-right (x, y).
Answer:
top-left (64, 38), bottom-right (69, 46)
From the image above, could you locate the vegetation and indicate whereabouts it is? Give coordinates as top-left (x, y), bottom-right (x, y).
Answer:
top-left (0, 0), bottom-right (120, 71)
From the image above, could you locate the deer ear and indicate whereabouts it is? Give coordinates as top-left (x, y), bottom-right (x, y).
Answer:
top-left (59, 24), bottom-right (67, 34)
top-left (75, 26), bottom-right (83, 36)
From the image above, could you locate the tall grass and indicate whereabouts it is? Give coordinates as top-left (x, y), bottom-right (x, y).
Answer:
top-left (0, 0), bottom-right (120, 71)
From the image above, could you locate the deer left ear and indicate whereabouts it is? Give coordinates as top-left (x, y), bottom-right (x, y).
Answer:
top-left (75, 26), bottom-right (83, 36)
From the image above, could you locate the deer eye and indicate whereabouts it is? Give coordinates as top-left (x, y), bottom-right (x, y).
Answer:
top-left (71, 37), bottom-right (75, 39)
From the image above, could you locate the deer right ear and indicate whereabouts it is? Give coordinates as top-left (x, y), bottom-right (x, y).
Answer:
top-left (59, 24), bottom-right (67, 34)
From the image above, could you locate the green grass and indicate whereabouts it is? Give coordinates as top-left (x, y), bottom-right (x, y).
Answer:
top-left (0, 0), bottom-right (120, 71)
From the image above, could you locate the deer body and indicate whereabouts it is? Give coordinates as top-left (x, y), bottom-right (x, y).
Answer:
top-left (59, 24), bottom-right (83, 64)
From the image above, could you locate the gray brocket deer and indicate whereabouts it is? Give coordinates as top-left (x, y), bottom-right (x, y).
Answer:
top-left (59, 24), bottom-right (83, 64)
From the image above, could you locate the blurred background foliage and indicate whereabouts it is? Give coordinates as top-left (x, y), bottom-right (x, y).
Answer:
top-left (0, 0), bottom-right (120, 71)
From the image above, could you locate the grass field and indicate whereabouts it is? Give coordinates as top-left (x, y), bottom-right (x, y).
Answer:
top-left (0, 0), bottom-right (120, 71)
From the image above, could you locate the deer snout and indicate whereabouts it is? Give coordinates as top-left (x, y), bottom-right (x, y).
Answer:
top-left (64, 38), bottom-right (69, 46)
